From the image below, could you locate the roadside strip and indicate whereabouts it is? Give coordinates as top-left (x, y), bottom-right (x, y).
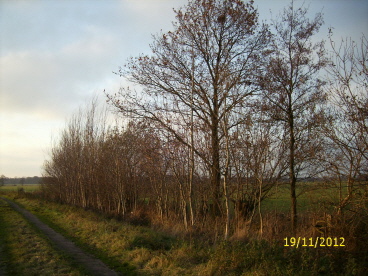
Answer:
top-left (1, 197), bottom-right (118, 276)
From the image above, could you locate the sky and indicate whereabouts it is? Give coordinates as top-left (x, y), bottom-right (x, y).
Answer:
top-left (0, 0), bottom-right (367, 178)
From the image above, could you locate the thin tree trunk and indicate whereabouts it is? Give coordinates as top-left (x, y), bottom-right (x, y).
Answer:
top-left (258, 178), bottom-right (263, 237)
top-left (189, 51), bottom-right (195, 226)
top-left (223, 175), bottom-right (230, 240)
top-left (289, 112), bottom-right (297, 235)
top-left (211, 123), bottom-right (221, 216)
top-left (222, 101), bottom-right (231, 240)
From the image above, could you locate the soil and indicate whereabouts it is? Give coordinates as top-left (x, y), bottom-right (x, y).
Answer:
top-left (1, 197), bottom-right (118, 276)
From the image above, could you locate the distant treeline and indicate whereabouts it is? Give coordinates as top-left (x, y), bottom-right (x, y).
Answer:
top-left (0, 176), bottom-right (42, 185)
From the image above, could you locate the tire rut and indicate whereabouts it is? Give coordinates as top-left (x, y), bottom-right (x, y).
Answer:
top-left (1, 197), bottom-right (118, 276)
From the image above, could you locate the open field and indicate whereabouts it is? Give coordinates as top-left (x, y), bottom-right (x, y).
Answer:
top-left (261, 182), bottom-right (363, 213)
top-left (0, 190), bottom-right (366, 275)
top-left (0, 181), bottom-right (355, 212)
top-left (0, 184), bottom-right (40, 192)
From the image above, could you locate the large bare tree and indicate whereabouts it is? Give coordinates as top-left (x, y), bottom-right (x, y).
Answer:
top-left (259, 1), bottom-right (327, 234)
top-left (107, 0), bottom-right (270, 215)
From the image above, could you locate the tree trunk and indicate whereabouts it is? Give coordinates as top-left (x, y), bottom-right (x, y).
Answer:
top-left (222, 114), bottom-right (231, 240)
top-left (289, 112), bottom-right (297, 235)
top-left (211, 123), bottom-right (221, 216)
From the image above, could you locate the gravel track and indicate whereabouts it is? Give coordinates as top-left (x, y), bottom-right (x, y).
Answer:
top-left (1, 197), bottom-right (118, 276)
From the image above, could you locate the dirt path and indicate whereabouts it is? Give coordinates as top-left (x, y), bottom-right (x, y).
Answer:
top-left (1, 197), bottom-right (118, 276)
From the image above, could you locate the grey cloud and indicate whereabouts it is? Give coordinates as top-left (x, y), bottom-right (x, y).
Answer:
top-left (0, 26), bottom-right (125, 116)
top-left (0, 0), bottom-right (185, 119)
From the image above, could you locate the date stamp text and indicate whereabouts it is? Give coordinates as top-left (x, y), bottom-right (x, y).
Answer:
top-left (284, 237), bottom-right (345, 248)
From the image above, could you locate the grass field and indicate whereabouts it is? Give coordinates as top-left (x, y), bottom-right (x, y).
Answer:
top-left (0, 182), bottom-right (352, 212)
top-left (261, 182), bottom-right (355, 213)
top-left (0, 184), bottom-right (40, 192)
top-left (0, 191), bottom-right (365, 275)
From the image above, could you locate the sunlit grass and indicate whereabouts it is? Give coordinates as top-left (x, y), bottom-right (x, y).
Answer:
top-left (0, 198), bottom-right (84, 275)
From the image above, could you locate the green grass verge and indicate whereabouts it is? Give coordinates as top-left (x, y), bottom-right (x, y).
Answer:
top-left (0, 198), bottom-right (85, 276)
top-left (3, 193), bottom-right (366, 275)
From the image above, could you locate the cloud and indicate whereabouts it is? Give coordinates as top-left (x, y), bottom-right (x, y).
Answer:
top-left (0, 0), bottom-right (188, 120)
top-left (0, 26), bottom-right (122, 117)
top-left (0, 50), bottom-right (78, 116)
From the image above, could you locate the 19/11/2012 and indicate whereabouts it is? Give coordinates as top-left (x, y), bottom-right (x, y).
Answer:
top-left (284, 237), bottom-right (345, 248)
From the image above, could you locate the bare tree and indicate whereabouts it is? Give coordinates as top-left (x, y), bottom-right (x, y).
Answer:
top-left (327, 33), bottom-right (367, 161)
top-left (43, 99), bottom-right (108, 209)
top-left (106, 0), bottom-right (270, 216)
top-left (260, 1), bottom-right (327, 234)
top-left (325, 33), bottom-right (368, 214)
top-left (227, 109), bottom-right (287, 235)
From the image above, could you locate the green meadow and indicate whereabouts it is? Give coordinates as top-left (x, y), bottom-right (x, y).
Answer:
top-left (0, 184), bottom-right (41, 193)
top-left (262, 182), bottom-right (355, 213)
